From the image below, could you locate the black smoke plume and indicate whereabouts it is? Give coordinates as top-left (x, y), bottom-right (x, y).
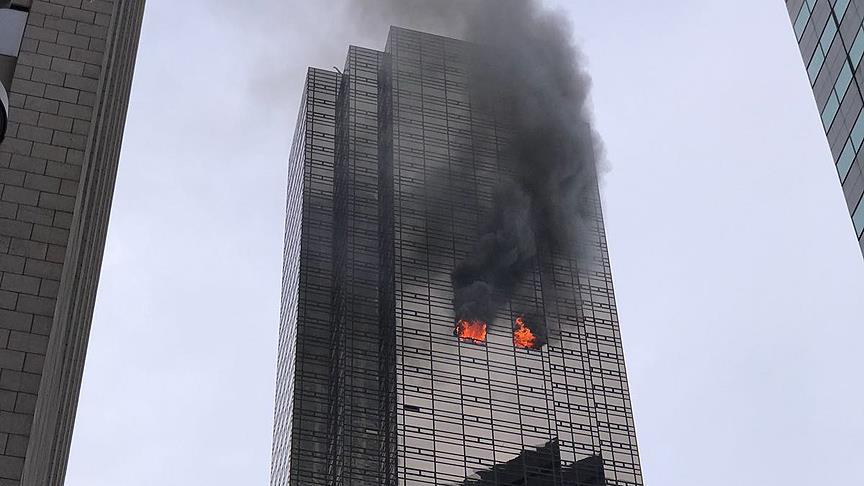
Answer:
top-left (460, 0), bottom-right (601, 327)
top-left (353, 0), bottom-right (602, 329)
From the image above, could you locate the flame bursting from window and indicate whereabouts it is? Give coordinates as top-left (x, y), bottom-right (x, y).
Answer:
top-left (455, 319), bottom-right (487, 344)
top-left (513, 316), bottom-right (538, 349)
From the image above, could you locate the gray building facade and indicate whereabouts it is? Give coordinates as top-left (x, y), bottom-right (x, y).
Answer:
top-left (272, 27), bottom-right (643, 486)
top-left (0, 1), bottom-right (144, 484)
top-left (787, 0), bottom-right (864, 255)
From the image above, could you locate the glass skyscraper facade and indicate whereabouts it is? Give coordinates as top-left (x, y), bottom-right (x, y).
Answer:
top-left (272, 27), bottom-right (643, 486)
top-left (787, 0), bottom-right (864, 255)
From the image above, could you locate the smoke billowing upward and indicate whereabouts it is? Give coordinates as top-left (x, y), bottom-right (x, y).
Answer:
top-left (455, 0), bottom-right (601, 328)
top-left (353, 0), bottom-right (602, 331)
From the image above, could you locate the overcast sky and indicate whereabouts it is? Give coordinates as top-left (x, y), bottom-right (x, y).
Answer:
top-left (62, 1), bottom-right (864, 485)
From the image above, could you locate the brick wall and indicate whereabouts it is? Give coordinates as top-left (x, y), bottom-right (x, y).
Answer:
top-left (0, 1), bottom-right (144, 484)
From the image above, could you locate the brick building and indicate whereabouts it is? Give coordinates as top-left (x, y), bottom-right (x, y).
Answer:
top-left (0, 1), bottom-right (144, 484)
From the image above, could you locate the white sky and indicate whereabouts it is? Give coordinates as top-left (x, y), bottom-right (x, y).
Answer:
top-left (64, 1), bottom-right (864, 485)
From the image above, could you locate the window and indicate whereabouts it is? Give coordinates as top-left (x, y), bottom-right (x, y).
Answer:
top-left (794, 2), bottom-right (812, 40)
top-left (851, 110), bottom-right (864, 150)
top-left (0, 5), bottom-right (28, 144)
top-left (836, 63), bottom-right (853, 100)
top-left (837, 140), bottom-right (855, 182)
top-left (808, 48), bottom-right (825, 82)
top-left (834, 0), bottom-right (851, 21)
top-left (820, 18), bottom-right (838, 51)
top-left (822, 92), bottom-right (841, 129)
top-left (0, 8), bottom-right (27, 58)
top-left (0, 7), bottom-right (27, 91)
top-left (853, 197), bottom-right (864, 237)
top-left (850, 27), bottom-right (864, 67)
top-left (806, 15), bottom-right (838, 84)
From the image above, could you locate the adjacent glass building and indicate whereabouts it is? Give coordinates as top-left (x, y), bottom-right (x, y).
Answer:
top-left (272, 27), bottom-right (643, 486)
top-left (787, 0), bottom-right (864, 255)
top-left (0, 1), bottom-right (145, 484)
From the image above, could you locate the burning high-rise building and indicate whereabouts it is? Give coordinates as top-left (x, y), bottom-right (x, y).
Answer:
top-left (271, 26), bottom-right (643, 486)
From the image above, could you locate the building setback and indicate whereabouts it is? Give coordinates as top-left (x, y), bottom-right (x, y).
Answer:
top-left (272, 27), bottom-right (643, 486)
top-left (0, 1), bottom-right (144, 484)
top-left (786, 0), bottom-right (864, 256)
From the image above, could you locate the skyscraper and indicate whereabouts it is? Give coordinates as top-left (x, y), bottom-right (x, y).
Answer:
top-left (787, 0), bottom-right (864, 255)
top-left (272, 27), bottom-right (643, 486)
top-left (0, 1), bottom-right (145, 484)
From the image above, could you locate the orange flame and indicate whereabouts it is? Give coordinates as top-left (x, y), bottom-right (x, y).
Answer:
top-left (513, 316), bottom-right (537, 349)
top-left (455, 319), bottom-right (487, 343)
